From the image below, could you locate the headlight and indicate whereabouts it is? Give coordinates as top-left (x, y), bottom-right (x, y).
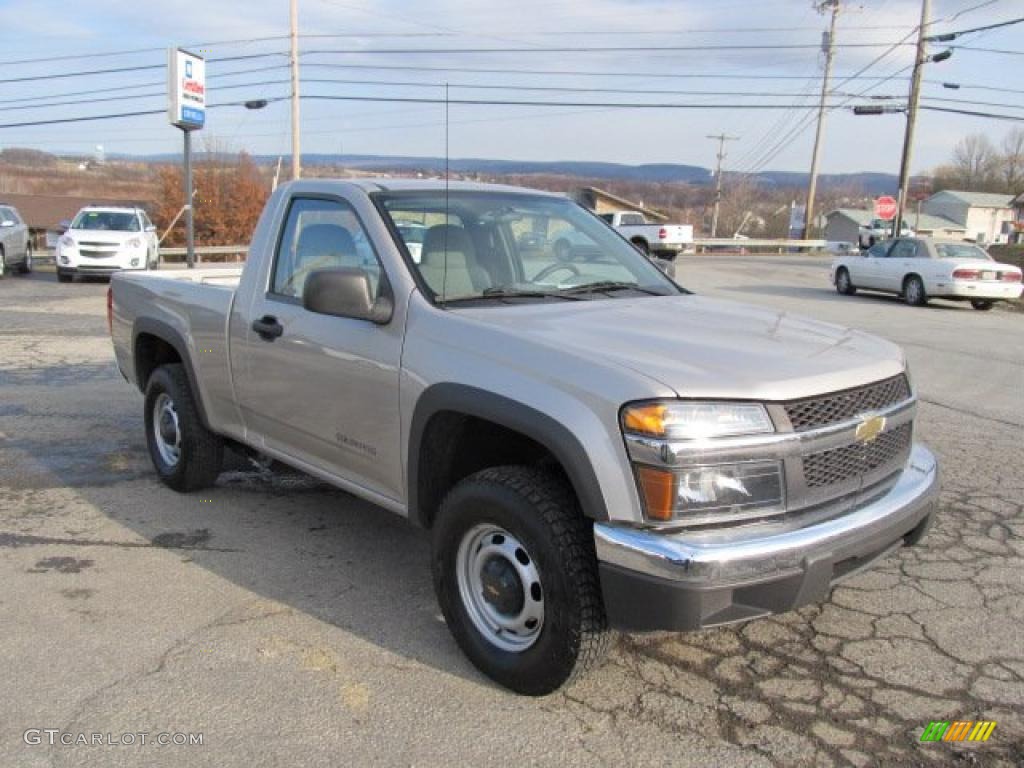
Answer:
top-left (58, 235), bottom-right (75, 248)
top-left (126, 237), bottom-right (142, 248)
top-left (635, 461), bottom-right (785, 523)
top-left (622, 400), bottom-right (781, 523)
top-left (622, 401), bottom-right (773, 440)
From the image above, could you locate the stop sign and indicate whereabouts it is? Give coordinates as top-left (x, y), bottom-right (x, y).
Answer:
top-left (874, 196), bottom-right (898, 221)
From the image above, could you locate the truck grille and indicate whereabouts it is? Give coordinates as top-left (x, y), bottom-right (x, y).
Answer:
top-left (783, 374), bottom-right (910, 432)
top-left (802, 423), bottom-right (912, 488)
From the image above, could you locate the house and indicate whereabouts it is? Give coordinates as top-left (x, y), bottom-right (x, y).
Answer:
top-left (921, 190), bottom-right (1015, 245)
top-left (824, 208), bottom-right (966, 245)
top-left (571, 186), bottom-right (669, 222)
top-left (1011, 193), bottom-right (1024, 244)
top-left (0, 192), bottom-right (151, 249)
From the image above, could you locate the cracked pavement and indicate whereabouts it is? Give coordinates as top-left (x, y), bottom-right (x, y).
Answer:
top-left (1, 261), bottom-right (1021, 767)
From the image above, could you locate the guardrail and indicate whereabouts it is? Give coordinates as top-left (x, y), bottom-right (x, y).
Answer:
top-left (692, 238), bottom-right (829, 253)
top-left (160, 245), bottom-right (248, 263)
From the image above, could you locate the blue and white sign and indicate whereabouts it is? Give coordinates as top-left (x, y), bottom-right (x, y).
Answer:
top-left (167, 48), bottom-right (206, 130)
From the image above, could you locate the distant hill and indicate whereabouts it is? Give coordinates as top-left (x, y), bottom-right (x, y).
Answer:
top-left (107, 151), bottom-right (899, 194)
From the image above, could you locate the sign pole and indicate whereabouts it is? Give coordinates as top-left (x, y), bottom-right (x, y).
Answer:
top-left (167, 46), bottom-right (205, 268)
top-left (183, 128), bottom-right (194, 269)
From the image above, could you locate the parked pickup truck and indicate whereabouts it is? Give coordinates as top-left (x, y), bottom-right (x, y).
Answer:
top-left (599, 210), bottom-right (693, 259)
top-left (110, 179), bottom-right (939, 695)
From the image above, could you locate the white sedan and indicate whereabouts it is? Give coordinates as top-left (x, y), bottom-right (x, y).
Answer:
top-left (830, 237), bottom-right (1023, 310)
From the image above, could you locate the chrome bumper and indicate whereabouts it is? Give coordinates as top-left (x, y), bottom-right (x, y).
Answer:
top-left (594, 444), bottom-right (938, 630)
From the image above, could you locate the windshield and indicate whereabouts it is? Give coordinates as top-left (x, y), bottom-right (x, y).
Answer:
top-left (934, 242), bottom-right (991, 261)
top-left (377, 191), bottom-right (679, 303)
top-left (72, 211), bottom-right (140, 232)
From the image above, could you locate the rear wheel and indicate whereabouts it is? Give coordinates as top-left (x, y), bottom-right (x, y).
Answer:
top-left (0, 246), bottom-right (5, 278)
top-left (835, 267), bottom-right (856, 296)
top-left (904, 275), bottom-right (927, 307)
top-left (18, 243), bottom-right (32, 274)
top-left (144, 363), bottom-right (224, 491)
top-left (970, 299), bottom-right (994, 311)
top-left (432, 465), bottom-right (611, 695)
top-left (632, 239), bottom-right (649, 255)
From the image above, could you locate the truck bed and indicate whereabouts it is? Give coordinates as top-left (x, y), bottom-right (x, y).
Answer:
top-left (110, 266), bottom-right (244, 438)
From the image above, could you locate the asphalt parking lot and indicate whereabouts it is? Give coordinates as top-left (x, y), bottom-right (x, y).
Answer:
top-left (1, 258), bottom-right (1021, 767)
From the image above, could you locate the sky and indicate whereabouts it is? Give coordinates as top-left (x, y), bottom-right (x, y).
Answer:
top-left (0, 0), bottom-right (1020, 177)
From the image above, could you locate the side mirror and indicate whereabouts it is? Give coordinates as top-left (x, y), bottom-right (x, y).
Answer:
top-left (303, 267), bottom-right (393, 325)
top-left (58, 220), bottom-right (72, 232)
top-left (145, 224), bottom-right (157, 233)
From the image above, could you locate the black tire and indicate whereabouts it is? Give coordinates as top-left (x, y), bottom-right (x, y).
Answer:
top-left (18, 244), bottom-right (32, 274)
top-left (632, 239), bottom-right (649, 255)
top-left (970, 299), bottom-right (994, 311)
top-left (835, 267), bottom-right (856, 296)
top-left (903, 274), bottom-right (927, 307)
top-left (144, 363), bottom-right (224, 492)
top-left (432, 465), bottom-right (611, 695)
top-left (0, 246), bottom-right (5, 279)
top-left (57, 271), bottom-right (73, 283)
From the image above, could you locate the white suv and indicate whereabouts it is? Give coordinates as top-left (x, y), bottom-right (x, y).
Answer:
top-left (56, 207), bottom-right (159, 283)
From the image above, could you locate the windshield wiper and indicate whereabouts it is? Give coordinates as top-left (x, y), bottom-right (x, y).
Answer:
top-left (438, 287), bottom-right (585, 304)
top-left (560, 281), bottom-right (666, 296)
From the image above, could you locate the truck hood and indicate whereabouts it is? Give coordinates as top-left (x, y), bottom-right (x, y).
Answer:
top-left (458, 295), bottom-right (905, 401)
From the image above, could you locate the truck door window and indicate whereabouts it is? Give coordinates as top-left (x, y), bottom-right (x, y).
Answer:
top-left (271, 197), bottom-right (383, 300)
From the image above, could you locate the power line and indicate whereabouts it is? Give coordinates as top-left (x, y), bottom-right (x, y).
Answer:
top-left (921, 104), bottom-right (1024, 121)
top-left (0, 99), bottom-right (286, 129)
top-left (950, 44), bottom-right (1024, 54)
top-left (300, 41), bottom-right (914, 56)
top-left (930, 14), bottom-right (1024, 38)
top-left (9, 75), bottom-right (909, 114)
top-left (300, 60), bottom-right (912, 82)
top-left (0, 52), bottom-right (288, 84)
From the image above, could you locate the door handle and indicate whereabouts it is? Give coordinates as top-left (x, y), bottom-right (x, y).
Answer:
top-left (252, 315), bottom-right (284, 341)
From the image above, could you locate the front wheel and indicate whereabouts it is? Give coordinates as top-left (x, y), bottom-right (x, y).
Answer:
top-left (904, 275), bottom-right (927, 307)
top-left (835, 267), bottom-right (856, 296)
top-left (144, 364), bottom-right (224, 491)
top-left (57, 271), bottom-right (73, 283)
top-left (432, 466), bottom-right (611, 695)
top-left (0, 246), bottom-right (5, 278)
top-left (970, 299), bottom-right (994, 311)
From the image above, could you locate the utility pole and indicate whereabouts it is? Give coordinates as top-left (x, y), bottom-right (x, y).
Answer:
top-left (289, 0), bottom-right (302, 180)
top-left (893, 0), bottom-right (930, 238)
top-left (708, 133), bottom-right (739, 238)
top-left (803, 0), bottom-right (840, 240)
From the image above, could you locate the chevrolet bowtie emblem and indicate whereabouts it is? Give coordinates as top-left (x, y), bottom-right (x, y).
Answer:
top-left (855, 414), bottom-right (887, 443)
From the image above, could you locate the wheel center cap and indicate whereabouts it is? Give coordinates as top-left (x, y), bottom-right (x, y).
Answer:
top-left (480, 556), bottom-right (524, 616)
top-left (159, 412), bottom-right (177, 443)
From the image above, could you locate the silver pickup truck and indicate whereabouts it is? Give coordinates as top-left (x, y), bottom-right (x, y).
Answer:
top-left (110, 179), bottom-right (939, 695)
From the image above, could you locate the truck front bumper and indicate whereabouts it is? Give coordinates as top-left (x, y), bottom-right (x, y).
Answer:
top-left (594, 443), bottom-right (938, 631)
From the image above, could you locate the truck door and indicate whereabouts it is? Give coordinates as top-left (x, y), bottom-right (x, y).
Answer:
top-left (234, 195), bottom-right (404, 504)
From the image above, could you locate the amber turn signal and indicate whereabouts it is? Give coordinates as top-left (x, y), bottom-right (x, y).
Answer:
top-left (622, 404), bottom-right (668, 437)
top-left (636, 466), bottom-right (676, 521)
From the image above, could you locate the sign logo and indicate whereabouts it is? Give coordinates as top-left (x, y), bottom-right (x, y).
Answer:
top-left (920, 721), bottom-right (996, 743)
top-left (854, 414), bottom-right (886, 444)
top-left (185, 60), bottom-right (192, 78)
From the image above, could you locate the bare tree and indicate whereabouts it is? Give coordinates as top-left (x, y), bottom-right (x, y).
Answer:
top-left (1001, 127), bottom-right (1024, 196)
top-left (949, 133), bottom-right (1000, 190)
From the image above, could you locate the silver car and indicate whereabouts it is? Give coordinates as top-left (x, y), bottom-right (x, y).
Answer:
top-left (0, 204), bottom-right (32, 278)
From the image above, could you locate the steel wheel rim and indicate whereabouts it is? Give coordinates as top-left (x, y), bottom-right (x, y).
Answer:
top-left (907, 279), bottom-right (921, 303)
top-left (25, 245), bottom-right (32, 270)
top-left (456, 523), bottom-right (544, 653)
top-left (838, 271), bottom-right (849, 292)
top-left (153, 392), bottom-right (182, 466)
